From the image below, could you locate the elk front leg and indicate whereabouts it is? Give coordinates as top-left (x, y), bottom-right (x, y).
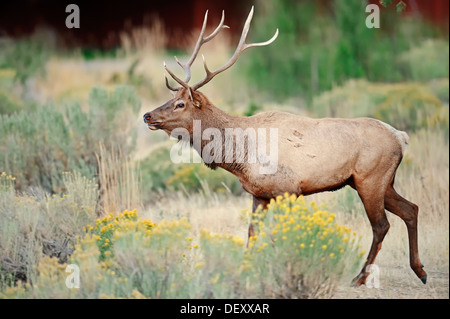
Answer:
top-left (248, 197), bottom-right (270, 244)
top-left (352, 185), bottom-right (391, 286)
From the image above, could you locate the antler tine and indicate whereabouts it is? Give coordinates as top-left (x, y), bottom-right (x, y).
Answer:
top-left (192, 6), bottom-right (278, 91)
top-left (164, 61), bottom-right (189, 89)
top-left (203, 10), bottom-right (229, 43)
top-left (165, 75), bottom-right (179, 92)
top-left (172, 10), bottom-right (228, 84)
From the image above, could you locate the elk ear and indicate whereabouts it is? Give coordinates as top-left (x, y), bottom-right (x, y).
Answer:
top-left (189, 88), bottom-right (201, 108)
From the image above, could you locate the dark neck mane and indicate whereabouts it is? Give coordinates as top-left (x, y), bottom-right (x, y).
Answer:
top-left (190, 104), bottom-right (249, 176)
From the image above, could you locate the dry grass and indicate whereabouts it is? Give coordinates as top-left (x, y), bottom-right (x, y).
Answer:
top-left (35, 58), bottom-right (130, 104)
top-left (119, 17), bottom-right (167, 56)
top-left (141, 191), bottom-right (250, 241)
top-left (96, 143), bottom-right (142, 216)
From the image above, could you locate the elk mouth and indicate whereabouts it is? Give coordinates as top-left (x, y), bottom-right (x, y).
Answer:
top-left (147, 121), bottom-right (163, 130)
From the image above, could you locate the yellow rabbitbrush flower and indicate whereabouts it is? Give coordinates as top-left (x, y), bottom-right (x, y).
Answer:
top-left (0, 171), bottom-right (16, 193)
top-left (84, 208), bottom-right (154, 261)
top-left (250, 193), bottom-right (364, 283)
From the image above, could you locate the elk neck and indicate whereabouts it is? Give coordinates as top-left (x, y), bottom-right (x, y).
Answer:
top-left (190, 102), bottom-right (249, 176)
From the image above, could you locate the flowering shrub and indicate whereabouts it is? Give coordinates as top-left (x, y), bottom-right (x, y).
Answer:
top-left (0, 172), bottom-right (15, 193)
top-left (192, 229), bottom-right (250, 298)
top-left (249, 193), bottom-right (364, 298)
top-left (75, 212), bottom-right (191, 298)
top-left (84, 209), bottom-right (153, 261)
top-left (252, 193), bottom-right (363, 259)
top-left (167, 164), bottom-right (243, 195)
top-left (2, 197), bottom-right (363, 298)
top-left (109, 217), bottom-right (192, 298)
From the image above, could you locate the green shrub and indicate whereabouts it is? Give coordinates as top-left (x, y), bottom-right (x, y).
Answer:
top-left (139, 143), bottom-right (178, 193)
top-left (0, 89), bottom-right (24, 115)
top-left (399, 40), bottom-right (449, 81)
top-left (191, 229), bottom-right (250, 298)
top-left (244, 0), bottom-right (323, 99)
top-left (331, 186), bottom-right (364, 217)
top-left (139, 143), bottom-right (243, 196)
top-left (428, 78), bottom-right (449, 103)
top-left (0, 69), bottom-right (24, 115)
top-left (373, 84), bottom-right (447, 132)
top-left (312, 79), bottom-right (448, 132)
top-left (0, 171), bottom-right (98, 287)
top-left (244, 102), bottom-right (262, 117)
top-left (245, 0), bottom-right (446, 101)
top-left (167, 164), bottom-right (243, 196)
top-left (0, 85), bottom-right (141, 193)
top-left (0, 36), bottom-right (50, 85)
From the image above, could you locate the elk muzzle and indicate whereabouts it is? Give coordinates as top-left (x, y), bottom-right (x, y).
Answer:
top-left (143, 112), bottom-right (163, 130)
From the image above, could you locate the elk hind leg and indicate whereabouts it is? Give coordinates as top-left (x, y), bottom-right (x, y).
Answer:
top-left (384, 184), bottom-right (427, 283)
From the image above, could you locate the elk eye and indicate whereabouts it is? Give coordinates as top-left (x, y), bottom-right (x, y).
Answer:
top-left (175, 102), bottom-right (185, 109)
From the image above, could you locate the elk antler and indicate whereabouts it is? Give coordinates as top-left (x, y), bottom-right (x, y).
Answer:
top-left (164, 10), bottom-right (229, 91)
top-left (164, 6), bottom-right (278, 92)
top-left (192, 6), bottom-right (278, 91)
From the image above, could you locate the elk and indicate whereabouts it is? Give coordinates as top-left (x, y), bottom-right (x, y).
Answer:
top-left (143, 7), bottom-right (427, 286)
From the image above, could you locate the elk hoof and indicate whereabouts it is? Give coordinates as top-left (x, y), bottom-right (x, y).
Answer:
top-left (420, 273), bottom-right (427, 284)
top-left (351, 273), bottom-right (366, 287)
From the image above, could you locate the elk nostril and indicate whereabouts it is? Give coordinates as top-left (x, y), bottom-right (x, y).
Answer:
top-left (143, 113), bottom-right (152, 123)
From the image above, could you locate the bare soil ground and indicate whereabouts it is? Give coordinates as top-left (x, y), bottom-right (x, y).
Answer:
top-left (333, 267), bottom-right (449, 299)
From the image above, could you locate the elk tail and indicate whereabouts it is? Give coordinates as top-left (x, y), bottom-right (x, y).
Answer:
top-left (400, 131), bottom-right (409, 145)
top-left (378, 120), bottom-right (409, 155)
top-left (399, 131), bottom-right (409, 155)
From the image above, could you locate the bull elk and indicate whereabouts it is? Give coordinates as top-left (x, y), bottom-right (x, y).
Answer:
top-left (143, 7), bottom-right (427, 286)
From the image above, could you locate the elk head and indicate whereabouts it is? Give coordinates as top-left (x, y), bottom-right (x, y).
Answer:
top-left (143, 6), bottom-right (278, 136)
